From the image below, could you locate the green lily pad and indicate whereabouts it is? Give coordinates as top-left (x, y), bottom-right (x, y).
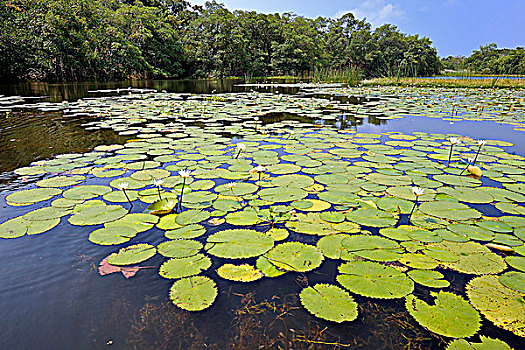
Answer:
top-left (107, 243), bottom-right (157, 266)
top-left (499, 271), bottom-right (525, 293)
top-left (205, 229), bottom-right (274, 259)
top-left (63, 185), bottom-right (112, 200)
top-left (300, 284), bottom-right (358, 323)
top-left (36, 175), bottom-right (85, 188)
top-left (160, 254), bottom-right (211, 279)
top-left (337, 261), bottom-right (414, 298)
top-left (175, 210), bottom-right (210, 225)
top-left (446, 336), bottom-right (512, 350)
top-left (158, 239), bottom-right (203, 258)
top-left (266, 242), bottom-right (323, 272)
top-left (259, 186), bottom-right (307, 202)
top-left (429, 241), bottom-right (506, 275)
top-left (406, 291), bottom-right (481, 338)
top-left (6, 188), bottom-right (62, 206)
top-left (88, 226), bottom-right (137, 245)
top-left (68, 201), bottom-right (127, 225)
top-left (341, 235), bottom-right (403, 262)
top-left (165, 224), bottom-right (206, 240)
top-left (105, 213), bottom-right (158, 233)
top-left (217, 263), bottom-right (263, 282)
top-left (408, 269), bottom-right (450, 288)
top-left (169, 276), bottom-right (217, 311)
top-left (345, 208), bottom-right (398, 228)
top-left (0, 216), bottom-right (60, 239)
top-left (467, 275), bottom-right (525, 337)
top-left (400, 253), bottom-right (438, 269)
top-left (419, 201), bottom-right (482, 221)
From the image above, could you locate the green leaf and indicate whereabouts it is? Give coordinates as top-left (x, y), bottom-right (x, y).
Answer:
top-left (266, 242), bottom-right (324, 272)
top-left (160, 254), bottom-right (211, 279)
top-left (169, 276), bottom-right (217, 311)
top-left (337, 261), bottom-right (413, 299)
top-left (206, 229), bottom-right (274, 259)
top-left (300, 284), bottom-right (358, 323)
top-left (108, 243), bottom-right (157, 266)
top-left (157, 239), bottom-right (202, 258)
top-left (6, 188), bottom-right (62, 206)
top-left (217, 263), bottom-right (263, 282)
top-left (467, 275), bottom-right (525, 338)
top-left (406, 291), bottom-right (481, 338)
top-left (419, 201), bottom-right (482, 221)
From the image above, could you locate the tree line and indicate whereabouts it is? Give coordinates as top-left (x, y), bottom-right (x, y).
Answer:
top-left (442, 43), bottom-right (525, 75)
top-left (0, 0), bottom-right (441, 82)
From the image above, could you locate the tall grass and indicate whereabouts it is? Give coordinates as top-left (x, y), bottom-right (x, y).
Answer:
top-left (361, 77), bottom-right (525, 89)
top-left (310, 66), bottom-right (363, 85)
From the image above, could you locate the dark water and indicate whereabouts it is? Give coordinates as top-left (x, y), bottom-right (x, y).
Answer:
top-left (0, 80), bottom-right (524, 350)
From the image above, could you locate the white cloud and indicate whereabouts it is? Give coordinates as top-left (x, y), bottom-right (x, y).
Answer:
top-left (335, 0), bottom-right (406, 26)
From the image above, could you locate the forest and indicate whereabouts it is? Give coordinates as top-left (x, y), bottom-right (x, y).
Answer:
top-left (0, 0), bottom-right (442, 82)
top-left (442, 44), bottom-right (525, 75)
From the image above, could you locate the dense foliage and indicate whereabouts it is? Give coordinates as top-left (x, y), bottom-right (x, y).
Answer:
top-left (0, 0), bottom-right (441, 81)
top-left (442, 43), bottom-right (525, 75)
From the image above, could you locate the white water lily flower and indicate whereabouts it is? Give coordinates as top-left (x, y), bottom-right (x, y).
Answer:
top-left (412, 187), bottom-right (425, 197)
top-left (250, 165), bottom-right (266, 174)
top-left (178, 169), bottom-right (192, 178)
top-left (449, 137), bottom-right (460, 145)
top-left (236, 143), bottom-right (246, 150)
top-left (225, 182), bottom-right (236, 189)
top-left (477, 140), bottom-right (487, 146)
top-left (117, 182), bottom-right (129, 190)
top-left (152, 179), bottom-right (164, 187)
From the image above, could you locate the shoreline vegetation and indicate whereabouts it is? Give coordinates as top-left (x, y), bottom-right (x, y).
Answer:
top-left (361, 77), bottom-right (525, 89)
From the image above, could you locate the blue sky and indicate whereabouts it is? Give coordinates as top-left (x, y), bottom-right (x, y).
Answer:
top-left (188, 0), bottom-right (525, 57)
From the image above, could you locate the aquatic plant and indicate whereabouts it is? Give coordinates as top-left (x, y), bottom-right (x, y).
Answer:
top-left (177, 169), bottom-right (192, 212)
top-left (447, 136), bottom-right (461, 167)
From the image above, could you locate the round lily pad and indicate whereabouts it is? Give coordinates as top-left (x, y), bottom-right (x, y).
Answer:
top-left (406, 291), bottom-right (481, 338)
top-left (108, 243), bottom-right (157, 266)
top-left (337, 261), bottom-right (414, 299)
top-left (345, 208), bottom-right (398, 228)
top-left (300, 284), bottom-right (358, 323)
top-left (467, 275), bottom-right (525, 337)
top-left (169, 276), bottom-right (217, 311)
top-left (165, 224), bottom-right (206, 239)
top-left (36, 175), bottom-right (85, 188)
top-left (266, 242), bottom-right (324, 272)
top-left (0, 216), bottom-right (60, 239)
top-left (408, 270), bottom-right (450, 288)
top-left (429, 241), bottom-right (506, 275)
top-left (159, 254), bottom-right (211, 279)
top-left (63, 185), bottom-right (112, 200)
top-left (217, 263), bottom-right (263, 282)
top-left (157, 239), bottom-right (203, 258)
top-left (419, 201), bottom-right (482, 221)
top-left (499, 271), bottom-right (525, 293)
top-left (205, 229), bottom-right (274, 259)
top-left (6, 188), bottom-right (62, 206)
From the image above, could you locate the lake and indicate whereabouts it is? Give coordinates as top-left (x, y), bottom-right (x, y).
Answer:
top-left (0, 80), bottom-right (524, 350)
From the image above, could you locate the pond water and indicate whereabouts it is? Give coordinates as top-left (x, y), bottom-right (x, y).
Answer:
top-left (0, 80), bottom-right (524, 350)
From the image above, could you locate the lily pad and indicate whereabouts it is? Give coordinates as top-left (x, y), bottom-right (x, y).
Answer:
top-left (107, 243), bottom-right (157, 266)
top-left (6, 188), bottom-right (62, 206)
top-left (337, 261), bottom-right (414, 299)
top-left (169, 276), bottom-right (217, 311)
top-left (419, 201), bottom-right (482, 221)
top-left (157, 239), bottom-right (203, 258)
top-left (266, 242), bottom-right (323, 272)
top-left (217, 263), bottom-right (263, 282)
top-left (159, 254), bottom-right (211, 279)
top-left (405, 291), bottom-right (481, 338)
top-left (300, 284), bottom-right (358, 323)
top-left (467, 275), bottom-right (525, 337)
top-left (205, 229), bottom-right (274, 259)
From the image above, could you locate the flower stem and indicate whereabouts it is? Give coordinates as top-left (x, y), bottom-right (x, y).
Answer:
top-left (472, 145), bottom-right (482, 165)
top-left (447, 144), bottom-right (454, 167)
top-left (157, 186), bottom-right (162, 201)
top-left (235, 149), bottom-right (242, 159)
top-left (122, 189), bottom-right (133, 209)
top-left (408, 198), bottom-right (419, 221)
top-left (178, 178), bottom-right (186, 212)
